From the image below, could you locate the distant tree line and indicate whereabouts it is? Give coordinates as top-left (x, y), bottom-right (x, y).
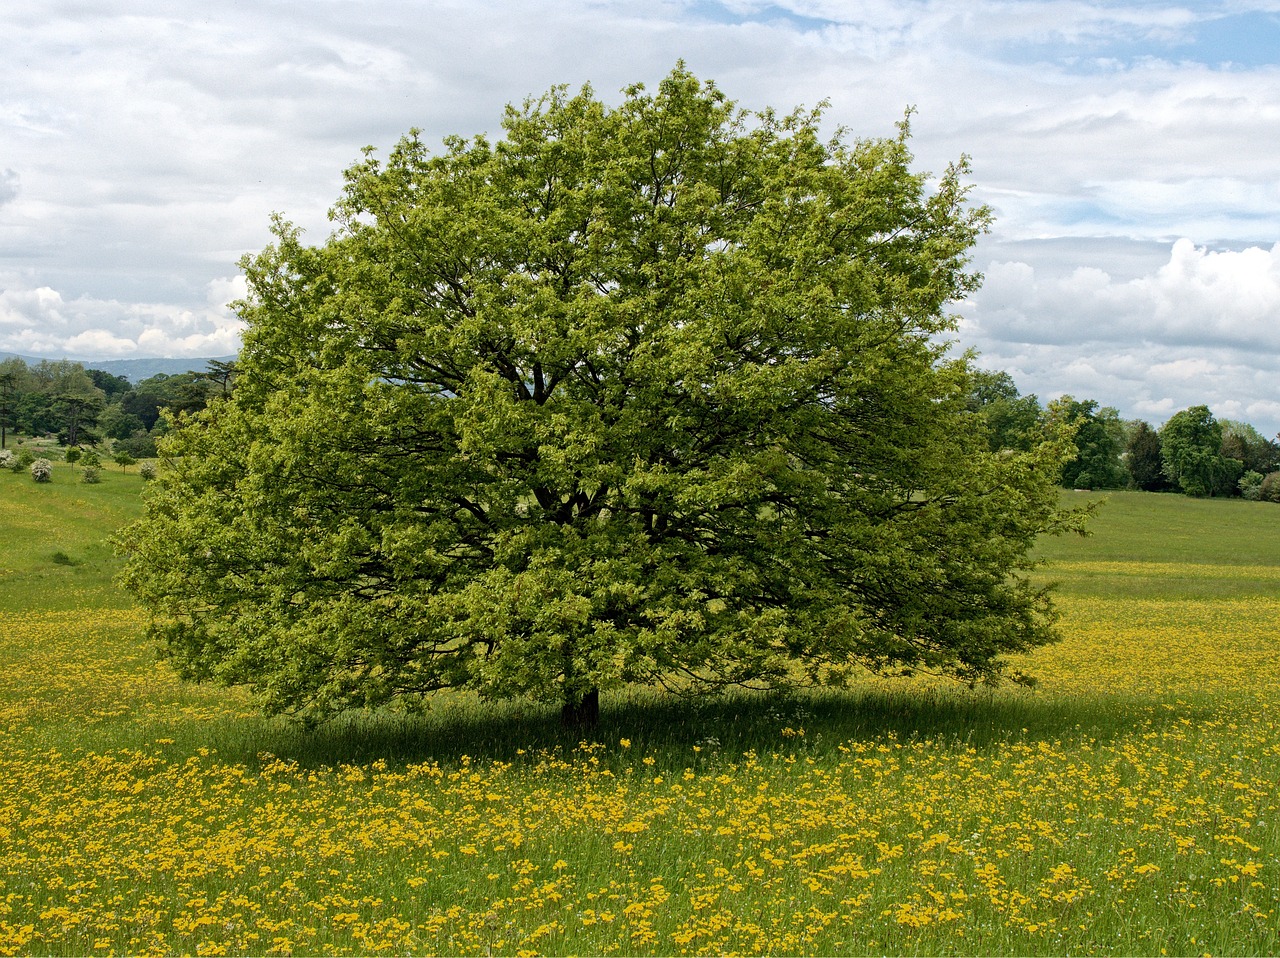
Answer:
top-left (0, 357), bottom-right (236, 456)
top-left (966, 369), bottom-right (1280, 500)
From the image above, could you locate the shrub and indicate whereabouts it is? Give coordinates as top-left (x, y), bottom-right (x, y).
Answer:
top-left (138, 460), bottom-right (157, 481)
top-left (0, 449), bottom-right (14, 470)
top-left (81, 466), bottom-right (101, 484)
top-left (14, 448), bottom-right (35, 472)
top-left (1259, 472), bottom-right (1280, 503)
top-left (79, 450), bottom-right (102, 469)
top-left (30, 458), bottom-right (53, 483)
top-left (64, 447), bottom-right (82, 465)
top-left (1239, 470), bottom-right (1265, 501)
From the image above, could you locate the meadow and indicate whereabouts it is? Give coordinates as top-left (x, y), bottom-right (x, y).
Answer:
top-left (1, 460), bottom-right (1278, 955)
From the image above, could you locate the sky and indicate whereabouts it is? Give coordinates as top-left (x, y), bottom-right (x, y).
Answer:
top-left (3, 1), bottom-right (1279, 435)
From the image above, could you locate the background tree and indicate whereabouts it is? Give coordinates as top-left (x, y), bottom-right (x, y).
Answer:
top-left (50, 368), bottom-right (106, 447)
top-left (97, 403), bottom-right (148, 442)
top-left (86, 368), bottom-right (133, 402)
top-left (1046, 396), bottom-right (1126, 489)
top-left (120, 68), bottom-right (1083, 727)
top-left (1219, 419), bottom-right (1280, 480)
top-left (197, 360), bottom-right (240, 398)
top-left (1160, 405), bottom-right (1241, 497)
top-left (120, 373), bottom-right (212, 433)
top-left (0, 367), bottom-right (15, 448)
top-left (1124, 420), bottom-right (1170, 491)
top-left (1259, 472), bottom-right (1280, 503)
top-left (964, 368), bottom-right (1043, 453)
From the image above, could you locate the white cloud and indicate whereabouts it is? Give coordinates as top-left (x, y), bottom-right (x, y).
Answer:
top-left (3, 0), bottom-right (1280, 434)
top-left (961, 239), bottom-right (1280, 436)
top-left (0, 169), bottom-right (17, 206)
top-left (0, 276), bottom-right (246, 358)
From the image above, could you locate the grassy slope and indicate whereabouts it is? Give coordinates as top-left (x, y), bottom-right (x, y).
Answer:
top-left (0, 459), bottom-right (145, 612)
top-left (1042, 489), bottom-right (1280, 565)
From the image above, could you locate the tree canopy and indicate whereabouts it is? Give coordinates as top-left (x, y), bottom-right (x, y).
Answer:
top-left (119, 68), bottom-right (1083, 726)
top-left (1160, 405), bottom-right (1241, 498)
top-left (1046, 396), bottom-right (1127, 490)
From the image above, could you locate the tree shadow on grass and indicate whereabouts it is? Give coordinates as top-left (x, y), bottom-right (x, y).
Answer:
top-left (201, 683), bottom-right (1204, 771)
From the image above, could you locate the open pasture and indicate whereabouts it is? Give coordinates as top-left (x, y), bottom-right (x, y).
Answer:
top-left (1, 473), bottom-right (1278, 955)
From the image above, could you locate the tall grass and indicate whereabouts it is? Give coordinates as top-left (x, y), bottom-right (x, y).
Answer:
top-left (1, 477), bottom-right (1278, 955)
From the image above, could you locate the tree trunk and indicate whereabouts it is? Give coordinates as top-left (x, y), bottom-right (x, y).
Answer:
top-left (561, 687), bottom-right (600, 728)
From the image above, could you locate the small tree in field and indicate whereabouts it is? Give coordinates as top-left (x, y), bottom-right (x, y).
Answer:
top-left (119, 68), bottom-right (1083, 727)
top-left (114, 451), bottom-right (137, 471)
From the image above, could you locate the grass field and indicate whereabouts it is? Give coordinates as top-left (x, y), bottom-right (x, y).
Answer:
top-left (2, 465), bottom-right (1279, 955)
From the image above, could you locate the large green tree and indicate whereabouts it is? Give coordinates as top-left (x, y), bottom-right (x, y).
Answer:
top-left (119, 68), bottom-right (1082, 726)
top-left (1124, 420), bottom-right (1170, 491)
top-left (1160, 406), bottom-right (1240, 497)
top-left (1219, 419), bottom-right (1280, 479)
top-left (1046, 396), bottom-right (1127, 489)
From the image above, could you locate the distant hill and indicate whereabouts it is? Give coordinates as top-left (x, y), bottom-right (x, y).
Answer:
top-left (0, 353), bottom-right (236, 383)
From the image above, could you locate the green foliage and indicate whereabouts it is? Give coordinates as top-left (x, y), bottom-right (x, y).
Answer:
top-left (98, 403), bottom-right (147, 441)
top-left (79, 450), bottom-right (101, 469)
top-left (1259, 471), bottom-right (1280, 503)
top-left (1124, 420), bottom-right (1169, 491)
top-left (1160, 406), bottom-right (1241, 497)
top-left (964, 368), bottom-right (1042, 453)
top-left (121, 373), bottom-right (212, 431)
top-left (1238, 470), bottom-right (1265, 501)
top-left (13, 447), bottom-right (36, 472)
top-left (113, 451), bottom-right (137, 471)
top-left (120, 67), bottom-right (1083, 725)
top-left (1219, 418), bottom-right (1280, 477)
top-left (86, 367), bottom-right (133, 400)
top-left (138, 460), bottom-right (158, 481)
top-left (63, 446), bottom-right (82, 464)
top-left (1047, 396), bottom-right (1126, 489)
top-left (116, 432), bottom-right (159, 460)
top-left (0, 358), bottom-right (221, 453)
top-left (81, 466), bottom-right (101, 484)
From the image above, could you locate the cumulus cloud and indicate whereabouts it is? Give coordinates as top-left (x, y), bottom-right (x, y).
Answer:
top-left (961, 239), bottom-right (1280, 436)
top-left (0, 276), bottom-right (247, 359)
top-left (3, 0), bottom-right (1280, 434)
top-left (971, 240), bottom-right (1280, 352)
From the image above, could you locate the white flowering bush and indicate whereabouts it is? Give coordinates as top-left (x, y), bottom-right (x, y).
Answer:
top-left (30, 458), bottom-right (53, 483)
top-left (139, 460), bottom-right (157, 481)
top-left (0, 449), bottom-right (15, 470)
